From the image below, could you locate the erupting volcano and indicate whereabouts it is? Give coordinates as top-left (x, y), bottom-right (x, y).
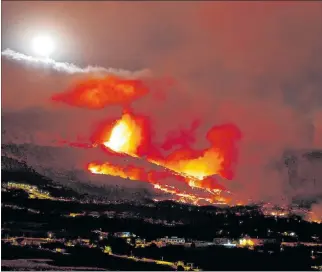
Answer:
top-left (51, 75), bottom-right (242, 205)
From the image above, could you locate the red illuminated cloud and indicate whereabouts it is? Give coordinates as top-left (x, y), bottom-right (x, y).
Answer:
top-left (51, 76), bottom-right (149, 109)
top-left (2, 1), bottom-right (322, 205)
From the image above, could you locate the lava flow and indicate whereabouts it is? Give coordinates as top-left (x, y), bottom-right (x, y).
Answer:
top-left (51, 75), bottom-right (242, 205)
top-left (89, 111), bottom-right (240, 191)
top-left (87, 161), bottom-right (228, 206)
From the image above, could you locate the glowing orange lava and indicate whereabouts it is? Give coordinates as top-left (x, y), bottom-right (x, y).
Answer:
top-left (91, 112), bottom-right (239, 193)
top-left (87, 161), bottom-right (227, 205)
top-left (103, 113), bottom-right (142, 156)
top-left (157, 148), bottom-right (224, 180)
top-left (51, 75), bottom-right (242, 205)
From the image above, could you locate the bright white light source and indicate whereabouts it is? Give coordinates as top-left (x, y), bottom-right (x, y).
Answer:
top-left (31, 35), bottom-right (55, 57)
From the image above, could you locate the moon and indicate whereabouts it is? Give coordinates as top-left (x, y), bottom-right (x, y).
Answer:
top-left (31, 35), bottom-right (55, 58)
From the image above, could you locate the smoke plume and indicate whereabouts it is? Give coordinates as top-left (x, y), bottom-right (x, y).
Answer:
top-left (1, 49), bottom-right (150, 77)
top-left (2, 1), bottom-right (322, 206)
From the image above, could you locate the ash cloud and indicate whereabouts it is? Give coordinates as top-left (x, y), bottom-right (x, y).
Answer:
top-left (2, 1), bottom-right (322, 204)
top-left (136, 2), bottom-right (322, 204)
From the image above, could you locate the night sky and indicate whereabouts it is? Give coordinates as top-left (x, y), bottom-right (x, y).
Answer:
top-left (2, 1), bottom-right (322, 204)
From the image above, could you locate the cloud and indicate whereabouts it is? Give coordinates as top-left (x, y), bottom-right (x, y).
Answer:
top-left (1, 49), bottom-right (151, 77)
top-left (135, 2), bottom-right (322, 203)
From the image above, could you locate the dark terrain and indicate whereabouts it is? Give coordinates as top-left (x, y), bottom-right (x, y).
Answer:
top-left (1, 155), bottom-right (322, 271)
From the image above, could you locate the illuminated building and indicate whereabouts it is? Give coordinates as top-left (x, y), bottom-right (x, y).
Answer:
top-left (239, 238), bottom-right (255, 247)
top-left (213, 238), bottom-right (231, 245)
top-left (114, 232), bottom-right (136, 238)
top-left (159, 236), bottom-right (185, 245)
top-left (88, 211), bottom-right (100, 218)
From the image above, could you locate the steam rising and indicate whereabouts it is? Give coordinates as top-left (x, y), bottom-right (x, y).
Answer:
top-left (1, 49), bottom-right (151, 78)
